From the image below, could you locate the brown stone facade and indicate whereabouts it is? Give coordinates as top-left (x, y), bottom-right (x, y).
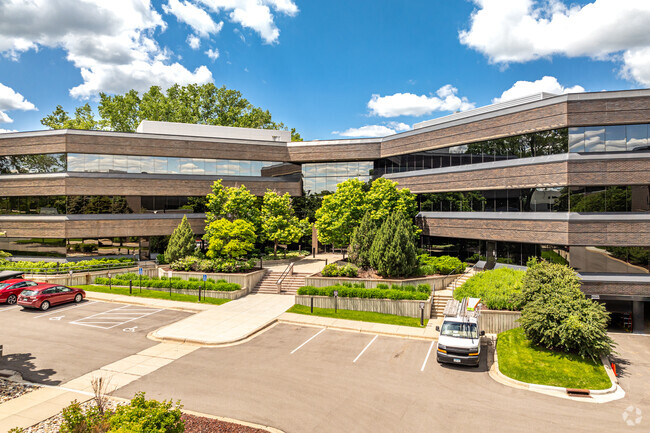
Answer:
top-left (581, 282), bottom-right (650, 298)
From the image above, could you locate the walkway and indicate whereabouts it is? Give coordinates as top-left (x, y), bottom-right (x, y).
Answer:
top-left (150, 294), bottom-right (295, 346)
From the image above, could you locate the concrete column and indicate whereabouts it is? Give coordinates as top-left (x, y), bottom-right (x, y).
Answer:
top-left (633, 301), bottom-right (645, 334)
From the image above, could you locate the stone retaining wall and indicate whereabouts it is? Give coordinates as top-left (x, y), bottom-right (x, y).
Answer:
top-left (295, 294), bottom-right (431, 318)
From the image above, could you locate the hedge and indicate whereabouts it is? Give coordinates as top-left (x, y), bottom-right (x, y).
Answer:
top-left (418, 255), bottom-right (466, 275)
top-left (169, 256), bottom-right (257, 273)
top-left (96, 274), bottom-right (241, 292)
top-left (321, 263), bottom-right (358, 277)
top-left (0, 257), bottom-right (135, 274)
top-left (297, 283), bottom-right (430, 300)
top-left (453, 267), bottom-right (525, 311)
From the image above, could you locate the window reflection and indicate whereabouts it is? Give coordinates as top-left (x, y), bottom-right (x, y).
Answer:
top-left (302, 161), bottom-right (374, 194)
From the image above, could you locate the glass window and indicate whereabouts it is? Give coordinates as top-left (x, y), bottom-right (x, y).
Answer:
top-left (67, 154), bottom-right (83, 172)
top-left (238, 160), bottom-right (251, 177)
top-left (627, 124), bottom-right (648, 151)
top-left (204, 159), bottom-right (217, 175)
top-left (167, 157), bottom-right (180, 174)
top-left (584, 126), bottom-right (605, 152)
top-left (605, 125), bottom-right (626, 152)
top-left (84, 154), bottom-right (100, 172)
top-left (191, 158), bottom-right (205, 175)
top-left (98, 154), bottom-right (113, 173)
top-left (127, 155), bottom-right (141, 174)
top-left (569, 127), bottom-right (584, 153)
top-left (179, 158), bottom-right (194, 174)
top-left (140, 156), bottom-right (154, 173)
top-left (113, 155), bottom-right (127, 173)
top-left (153, 157), bottom-right (167, 174)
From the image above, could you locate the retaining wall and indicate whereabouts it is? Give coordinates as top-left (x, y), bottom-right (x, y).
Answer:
top-left (304, 274), bottom-right (457, 290)
top-left (479, 310), bottom-right (521, 334)
top-left (295, 294), bottom-right (432, 318)
top-left (157, 268), bottom-right (267, 289)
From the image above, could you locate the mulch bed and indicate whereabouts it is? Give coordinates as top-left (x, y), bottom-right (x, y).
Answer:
top-left (182, 413), bottom-right (269, 433)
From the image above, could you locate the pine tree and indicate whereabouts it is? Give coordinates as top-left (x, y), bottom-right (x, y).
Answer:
top-left (348, 211), bottom-right (378, 269)
top-left (164, 215), bottom-right (196, 263)
top-left (370, 211), bottom-right (417, 277)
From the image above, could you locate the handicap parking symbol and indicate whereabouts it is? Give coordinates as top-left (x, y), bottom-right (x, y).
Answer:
top-left (123, 326), bottom-right (138, 333)
top-left (49, 316), bottom-right (64, 321)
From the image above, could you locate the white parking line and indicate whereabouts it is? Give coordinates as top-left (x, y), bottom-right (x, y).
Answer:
top-left (421, 340), bottom-right (436, 372)
top-left (291, 328), bottom-right (326, 354)
top-left (34, 301), bottom-right (97, 319)
top-left (0, 306), bottom-right (21, 313)
top-left (70, 305), bottom-right (162, 330)
top-left (353, 335), bottom-right (378, 363)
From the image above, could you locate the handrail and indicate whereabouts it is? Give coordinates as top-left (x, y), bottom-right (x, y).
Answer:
top-left (276, 262), bottom-right (295, 293)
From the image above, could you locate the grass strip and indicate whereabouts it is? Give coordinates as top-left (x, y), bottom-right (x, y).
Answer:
top-left (73, 285), bottom-right (230, 306)
top-left (287, 304), bottom-right (427, 327)
top-left (497, 327), bottom-right (611, 390)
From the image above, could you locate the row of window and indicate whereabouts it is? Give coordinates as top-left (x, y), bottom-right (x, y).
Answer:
top-left (0, 154), bottom-right (66, 174)
top-left (0, 237), bottom-right (153, 259)
top-left (569, 124), bottom-right (650, 153)
top-left (418, 186), bottom-right (648, 213)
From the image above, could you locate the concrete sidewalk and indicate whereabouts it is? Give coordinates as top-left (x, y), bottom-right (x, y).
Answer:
top-left (85, 291), bottom-right (215, 313)
top-left (278, 312), bottom-right (440, 340)
top-left (150, 294), bottom-right (295, 346)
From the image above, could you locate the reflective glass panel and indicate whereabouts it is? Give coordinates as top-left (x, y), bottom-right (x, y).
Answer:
top-left (167, 157), bottom-right (180, 174)
top-left (140, 156), bottom-right (154, 174)
top-left (84, 154), bottom-right (100, 172)
top-left (584, 126), bottom-right (605, 152)
top-left (605, 125), bottom-right (626, 152)
top-left (204, 159), bottom-right (217, 175)
top-left (153, 157), bottom-right (167, 174)
top-left (127, 155), bottom-right (141, 174)
top-left (179, 158), bottom-right (194, 174)
top-left (67, 154), bottom-right (84, 172)
top-left (98, 154), bottom-right (113, 172)
top-left (113, 155), bottom-right (127, 173)
top-left (627, 124), bottom-right (648, 151)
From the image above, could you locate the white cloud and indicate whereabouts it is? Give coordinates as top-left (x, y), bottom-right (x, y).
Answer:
top-left (198, 0), bottom-right (298, 44)
top-left (0, 82), bottom-right (37, 124)
top-left (333, 122), bottom-right (411, 138)
top-left (459, 0), bottom-right (650, 85)
top-left (163, 0), bottom-right (223, 37)
top-left (205, 48), bottom-right (220, 60)
top-left (187, 34), bottom-right (201, 49)
top-left (493, 76), bottom-right (585, 103)
top-left (0, 128), bottom-right (18, 133)
top-left (368, 85), bottom-right (475, 118)
top-left (0, 0), bottom-right (214, 99)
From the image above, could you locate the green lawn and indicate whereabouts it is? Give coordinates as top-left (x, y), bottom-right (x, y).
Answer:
top-left (287, 304), bottom-right (427, 327)
top-left (497, 327), bottom-right (611, 390)
top-left (73, 285), bottom-right (230, 306)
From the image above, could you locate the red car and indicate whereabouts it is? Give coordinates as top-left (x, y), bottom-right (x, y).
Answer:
top-left (0, 279), bottom-right (39, 305)
top-left (18, 284), bottom-right (85, 311)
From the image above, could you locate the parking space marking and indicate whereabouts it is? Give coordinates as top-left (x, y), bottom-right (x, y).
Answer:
top-left (420, 340), bottom-right (436, 372)
top-left (353, 335), bottom-right (378, 363)
top-left (34, 301), bottom-right (97, 319)
top-left (0, 306), bottom-right (20, 313)
top-left (70, 305), bottom-right (162, 330)
top-left (290, 328), bottom-right (326, 354)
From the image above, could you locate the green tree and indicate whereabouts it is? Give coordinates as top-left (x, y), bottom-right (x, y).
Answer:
top-left (315, 178), bottom-right (367, 248)
top-left (369, 211), bottom-right (418, 277)
top-left (164, 215), bottom-right (196, 263)
top-left (204, 181), bottom-right (261, 243)
top-left (364, 178), bottom-right (418, 222)
top-left (41, 83), bottom-right (302, 141)
top-left (261, 190), bottom-right (311, 257)
top-left (206, 219), bottom-right (256, 259)
top-left (348, 211), bottom-right (378, 269)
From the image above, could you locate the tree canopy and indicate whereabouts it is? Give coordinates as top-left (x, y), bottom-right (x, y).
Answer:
top-left (40, 83), bottom-right (302, 141)
top-left (261, 190), bottom-right (311, 257)
top-left (204, 180), bottom-right (261, 240)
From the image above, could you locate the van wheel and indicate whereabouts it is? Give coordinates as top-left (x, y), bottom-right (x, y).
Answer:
top-left (40, 301), bottom-right (50, 311)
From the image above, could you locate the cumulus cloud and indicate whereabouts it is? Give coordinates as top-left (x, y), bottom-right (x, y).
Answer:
top-left (163, 0), bottom-right (223, 37)
top-left (459, 0), bottom-right (650, 85)
top-left (0, 128), bottom-right (18, 133)
top-left (0, 82), bottom-right (37, 123)
top-left (187, 34), bottom-right (201, 49)
top-left (198, 0), bottom-right (299, 44)
top-left (368, 85), bottom-right (475, 118)
top-left (0, 0), bottom-right (213, 99)
top-left (333, 122), bottom-right (411, 138)
top-left (493, 76), bottom-right (585, 103)
top-left (205, 48), bottom-right (220, 60)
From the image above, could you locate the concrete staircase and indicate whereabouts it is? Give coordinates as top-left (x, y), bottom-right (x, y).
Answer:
top-left (251, 271), bottom-right (308, 295)
top-left (430, 268), bottom-right (479, 318)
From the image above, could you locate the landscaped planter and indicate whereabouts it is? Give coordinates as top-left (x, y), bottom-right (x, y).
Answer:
top-left (295, 294), bottom-right (432, 318)
top-left (129, 284), bottom-right (251, 300)
top-left (158, 268), bottom-right (267, 290)
top-left (305, 274), bottom-right (457, 290)
top-left (478, 309), bottom-right (521, 334)
top-left (29, 266), bottom-right (158, 286)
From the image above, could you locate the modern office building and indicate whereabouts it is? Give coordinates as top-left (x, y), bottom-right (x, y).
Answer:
top-left (1, 89), bottom-right (649, 332)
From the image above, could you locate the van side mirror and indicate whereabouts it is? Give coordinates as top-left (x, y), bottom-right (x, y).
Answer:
top-left (435, 326), bottom-right (440, 332)
top-left (480, 330), bottom-right (485, 336)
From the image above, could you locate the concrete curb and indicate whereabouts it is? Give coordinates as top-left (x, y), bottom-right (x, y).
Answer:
top-left (147, 319), bottom-right (280, 347)
top-left (85, 292), bottom-right (213, 313)
top-left (488, 338), bottom-right (625, 403)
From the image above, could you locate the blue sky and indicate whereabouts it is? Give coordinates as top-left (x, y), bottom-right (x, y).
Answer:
top-left (0, 0), bottom-right (649, 140)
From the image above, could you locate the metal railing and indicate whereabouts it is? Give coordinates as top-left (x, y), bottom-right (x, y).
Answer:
top-left (276, 262), bottom-right (295, 294)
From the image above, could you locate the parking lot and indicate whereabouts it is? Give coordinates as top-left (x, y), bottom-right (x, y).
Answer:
top-left (0, 300), bottom-right (190, 384)
top-left (115, 324), bottom-right (648, 433)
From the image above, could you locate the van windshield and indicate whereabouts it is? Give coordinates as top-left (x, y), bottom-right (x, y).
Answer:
top-left (441, 322), bottom-right (478, 339)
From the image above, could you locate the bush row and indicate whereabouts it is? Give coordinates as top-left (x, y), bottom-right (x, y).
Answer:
top-left (0, 257), bottom-right (134, 274)
top-left (96, 274), bottom-right (240, 292)
top-left (418, 255), bottom-right (466, 275)
top-left (321, 263), bottom-right (358, 277)
top-left (169, 256), bottom-right (257, 273)
top-left (453, 267), bottom-right (525, 311)
top-left (297, 284), bottom-right (429, 300)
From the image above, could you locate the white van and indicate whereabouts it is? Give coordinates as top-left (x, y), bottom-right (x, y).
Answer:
top-left (435, 298), bottom-right (484, 367)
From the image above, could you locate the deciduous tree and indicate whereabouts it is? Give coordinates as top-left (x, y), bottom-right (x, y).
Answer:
top-left (206, 219), bottom-right (256, 259)
top-left (261, 190), bottom-right (311, 257)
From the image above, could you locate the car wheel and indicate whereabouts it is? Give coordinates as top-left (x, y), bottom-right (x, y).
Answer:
top-left (74, 294), bottom-right (82, 303)
top-left (40, 301), bottom-right (50, 311)
top-left (6, 294), bottom-right (17, 305)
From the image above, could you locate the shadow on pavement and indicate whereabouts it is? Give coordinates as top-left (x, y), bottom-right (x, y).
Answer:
top-left (0, 352), bottom-right (60, 385)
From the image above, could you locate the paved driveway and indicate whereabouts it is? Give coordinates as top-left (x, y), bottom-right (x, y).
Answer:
top-left (116, 324), bottom-right (649, 433)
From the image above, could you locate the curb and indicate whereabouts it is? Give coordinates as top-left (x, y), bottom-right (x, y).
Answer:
top-left (85, 293), bottom-right (211, 313)
top-left (147, 319), bottom-right (280, 347)
top-left (489, 339), bottom-right (624, 403)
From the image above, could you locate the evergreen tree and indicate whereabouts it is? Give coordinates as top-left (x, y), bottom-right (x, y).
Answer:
top-left (164, 215), bottom-right (196, 263)
top-left (369, 211), bottom-right (418, 277)
top-left (348, 211), bottom-right (378, 269)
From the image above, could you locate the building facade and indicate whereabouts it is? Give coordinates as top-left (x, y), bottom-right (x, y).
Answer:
top-left (1, 90), bottom-right (649, 332)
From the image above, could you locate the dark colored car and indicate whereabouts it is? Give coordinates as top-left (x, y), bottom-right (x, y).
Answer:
top-left (18, 284), bottom-right (85, 311)
top-left (0, 279), bottom-right (39, 305)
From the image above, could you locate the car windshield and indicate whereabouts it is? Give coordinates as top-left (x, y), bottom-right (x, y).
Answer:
top-left (21, 290), bottom-right (38, 296)
top-left (441, 322), bottom-right (478, 339)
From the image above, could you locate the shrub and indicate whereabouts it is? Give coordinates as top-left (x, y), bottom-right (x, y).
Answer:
top-left (518, 261), bottom-right (614, 360)
top-left (348, 211), bottom-right (378, 269)
top-left (370, 211), bottom-right (418, 277)
top-left (320, 263), bottom-right (358, 278)
top-left (418, 255), bottom-right (466, 275)
top-left (164, 215), bottom-right (196, 264)
top-left (297, 284), bottom-right (429, 300)
top-left (453, 268), bottom-right (525, 311)
top-left (0, 257), bottom-right (134, 274)
top-left (95, 274), bottom-right (240, 292)
top-left (109, 392), bottom-right (183, 433)
top-left (156, 252), bottom-right (167, 265)
top-left (206, 218), bottom-right (256, 259)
